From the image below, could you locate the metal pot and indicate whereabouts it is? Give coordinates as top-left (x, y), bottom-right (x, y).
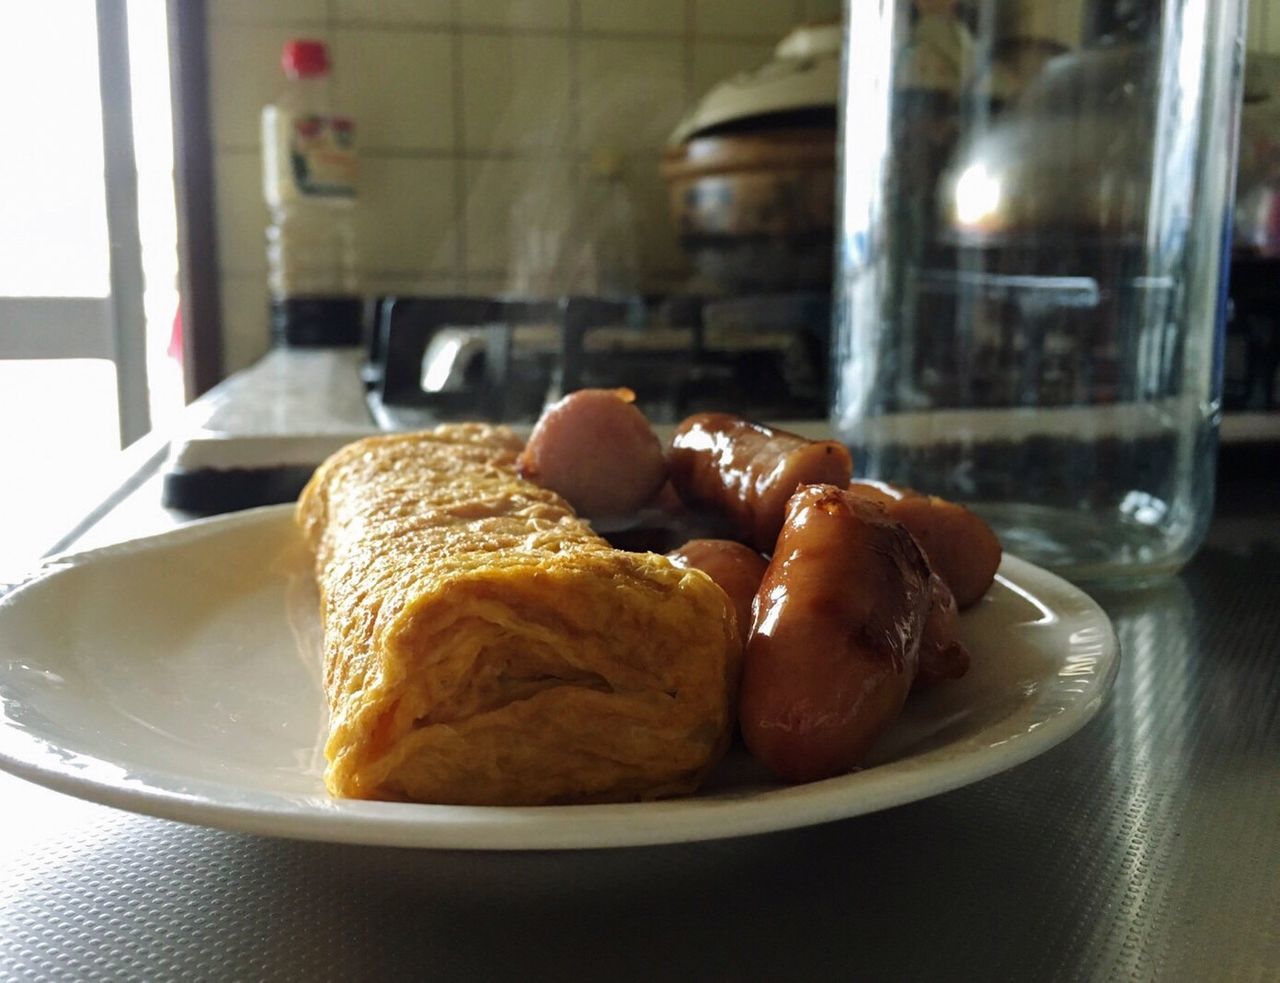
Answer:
top-left (660, 127), bottom-right (835, 291)
top-left (942, 43), bottom-right (1158, 245)
top-left (662, 23), bottom-right (839, 291)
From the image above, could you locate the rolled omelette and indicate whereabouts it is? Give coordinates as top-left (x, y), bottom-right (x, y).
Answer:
top-left (296, 424), bottom-right (741, 806)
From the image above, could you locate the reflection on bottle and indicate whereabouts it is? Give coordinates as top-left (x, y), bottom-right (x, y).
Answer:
top-left (897, 0), bottom-right (976, 97)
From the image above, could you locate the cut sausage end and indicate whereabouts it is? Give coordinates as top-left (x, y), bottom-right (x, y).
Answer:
top-left (519, 389), bottom-right (668, 519)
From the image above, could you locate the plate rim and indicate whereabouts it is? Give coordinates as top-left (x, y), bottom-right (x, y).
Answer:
top-left (0, 505), bottom-right (1119, 850)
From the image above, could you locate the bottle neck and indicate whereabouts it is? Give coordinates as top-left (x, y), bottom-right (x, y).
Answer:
top-left (280, 74), bottom-right (335, 115)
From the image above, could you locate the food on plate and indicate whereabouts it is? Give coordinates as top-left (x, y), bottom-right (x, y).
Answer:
top-left (847, 479), bottom-right (1001, 608)
top-left (517, 387), bottom-right (667, 519)
top-left (842, 477), bottom-right (899, 507)
top-left (668, 413), bottom-right (854, 552)
top-left (738, 485), bottom-right (933, 783)
top-left (296, 424), bottom-right (740, 806)
top-left (915, 573), bottom-right (970, 690)
top-left (298, 393), bottom-right (1004, 800)
top-left (666, 538), bottom-right (769, 637)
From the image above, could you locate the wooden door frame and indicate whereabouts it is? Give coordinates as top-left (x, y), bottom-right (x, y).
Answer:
top-left (166, 0), bottom-right (224, 399)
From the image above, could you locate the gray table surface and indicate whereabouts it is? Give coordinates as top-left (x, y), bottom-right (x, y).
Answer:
top-left (2, 452), bottom-right (1278, 981)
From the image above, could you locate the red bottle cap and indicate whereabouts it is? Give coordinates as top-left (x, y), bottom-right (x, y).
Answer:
top-left (282, 40), bottom-right (329, 79)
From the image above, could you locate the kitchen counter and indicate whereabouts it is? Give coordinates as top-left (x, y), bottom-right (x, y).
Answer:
top-left (1, 359), bottom-right (1278, 981)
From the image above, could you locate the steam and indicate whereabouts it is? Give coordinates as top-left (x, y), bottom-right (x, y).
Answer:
top-left (458, 40), bottom-right (689, 299)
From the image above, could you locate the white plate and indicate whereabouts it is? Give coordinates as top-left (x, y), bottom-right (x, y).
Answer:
top-left (0, 505), bottom-right (1117, 850)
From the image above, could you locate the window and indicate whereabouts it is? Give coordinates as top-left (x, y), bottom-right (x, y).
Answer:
top-left (0, 1), bottom-right (180, 583)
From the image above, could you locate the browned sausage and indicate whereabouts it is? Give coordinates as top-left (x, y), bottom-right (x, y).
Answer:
top-left (914, 573), bottom-right (970, 690)
top-left (842, 484), bottom-right (971, 686)
top-left (843, 477), bottom-right (902, 507)
top-left (518, 388), bottom-right (667, 519)
top-left (848, 480), bottom-right (1002, 608)
top-left (667, 539), bottom-right (768, 638)
top-left (739, 485), bottom-right (932, 783)
top-left (882, 495), bottom-right (1001, 609)
top-left (668, 414), bottom-right (854, 552)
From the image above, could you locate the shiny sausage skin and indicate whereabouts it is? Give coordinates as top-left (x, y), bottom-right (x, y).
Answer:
top-left (848, 480), bottom-right (1002, 609)
top-left (844, 477), bottom-right (903, 507)
top-left (667, 539), bottom-right (768, 638)
top-left (669, 414), bottom-right (854, 552)
top-left (518, 388), bottom-right (667, 519)
top-left (914, 573), bottom-right (970, 691)
top-left (740, 485), bottom-right (932, 783)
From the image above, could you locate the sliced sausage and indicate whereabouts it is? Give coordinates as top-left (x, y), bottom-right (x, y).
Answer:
top-left (668, 413), bottom-right (853, 552)
top-left (848, 480), bottom-right (1002, 608)
top-left (667, 539), bottom-right (768, 638)
top-left (517, 388), bottom-right (667, 519)
top-left (739, 485), bottom-right (932, 783)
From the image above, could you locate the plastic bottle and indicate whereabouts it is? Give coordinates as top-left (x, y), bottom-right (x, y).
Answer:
top-left (261, 39), bottom-right (360, 346)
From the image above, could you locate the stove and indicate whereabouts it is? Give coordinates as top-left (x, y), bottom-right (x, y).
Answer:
top-left (364, 292), bottom-right (831, 429)
top-left (160, 272), bottom-right (1280, 515)
top-left (161, 292), bottom-right (831, 512)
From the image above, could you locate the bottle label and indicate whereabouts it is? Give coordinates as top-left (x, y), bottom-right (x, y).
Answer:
top-left (288, 114), bottom-right (356, 197)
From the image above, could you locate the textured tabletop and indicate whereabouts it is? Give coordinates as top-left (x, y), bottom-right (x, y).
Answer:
top-left (1, 495), bottom-right (1278, 981)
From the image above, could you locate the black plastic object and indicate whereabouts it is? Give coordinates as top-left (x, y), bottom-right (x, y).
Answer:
top-left (1224, 256), bottom-right (1280, 412)
top-left (161, 465), bottom-right (317, 515)
top-left (370, 293), bottom-right (830, 425)
top-left (374, 296), bottom-right (561, 421)
top-left (271, 296), bottom-right (363, 347)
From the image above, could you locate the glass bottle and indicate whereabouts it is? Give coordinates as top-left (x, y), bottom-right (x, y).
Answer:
top-left (832, 0), bottom-right (1247, 584)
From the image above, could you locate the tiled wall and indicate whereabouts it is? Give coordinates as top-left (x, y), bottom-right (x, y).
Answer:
top-left (1249, 1), bottom-right (1280, 54)
top-left (207, 0), bottom-right (840, 371)
top-left (207, 0), bottom-right (1280, 373)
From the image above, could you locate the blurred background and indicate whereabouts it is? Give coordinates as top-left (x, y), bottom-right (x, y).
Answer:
top-left (206, 0), bottom-right (841, 369)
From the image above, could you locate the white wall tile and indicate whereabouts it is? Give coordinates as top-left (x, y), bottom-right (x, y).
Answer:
top-left (333, 30), bottom-right (454, 151)
top-left (577, 38), bottom-right (687, 153)
top-left (623, 154), bottom-right (688, 280)
top-left (579, 0), bottom-right (686, 35)
top-left (1266, 1), bottom-right (1280, 55)
top-left (462, 158), bottom-right (578, 280)
top-left (693, 0), bottom-right (798, 40)
top-left (461, 272), bottom-right (514, 294)
top-left (220, 272), bottom-right (271, 373)
top-left (463, 159), bottom-right (531, 274)
top-left (355, 157), bottom-right (459, 276)
top-left (457, 0), bottom-right (572, 31)
top-left (460, 34), bottom-right (572, 151)
top-left (1248, 1), bottom-right (1265, 52)
top-left (213, 151), bottom-right (268, 276)
top-left (333, 0), bottom-right (453, 26)
top-left (691, 38), bottom-right (774, 95)
top-left (208, 0), bottom-right (329, 25)
top-left (801, 0), bottom-right (842, 23)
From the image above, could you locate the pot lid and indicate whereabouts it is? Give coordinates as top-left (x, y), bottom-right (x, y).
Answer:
top-left (942, 44), bottom-right (1157, 243)
top-left (669, 21), bottom-right (841, 146)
